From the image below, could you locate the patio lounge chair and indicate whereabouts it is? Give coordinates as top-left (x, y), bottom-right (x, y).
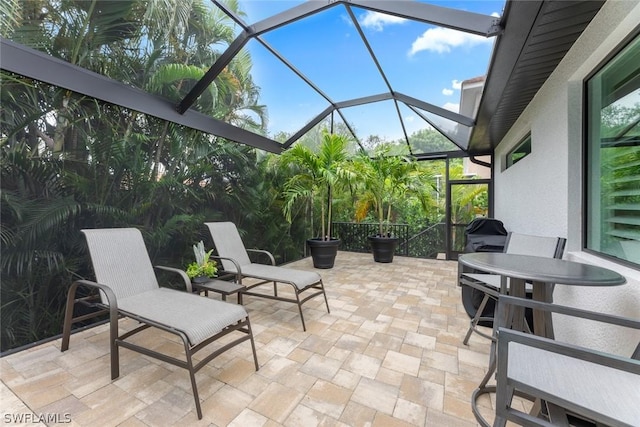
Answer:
top-left (61, 228), bottom-right (259, 420)
top-left (205, 221), bottom-right (330, 331)
top-left (494, 295), bottom-right (640, 426)
top-left (459, 232), bottom-right (566, 344)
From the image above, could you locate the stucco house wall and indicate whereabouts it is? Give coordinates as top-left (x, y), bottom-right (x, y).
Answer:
top-left (493, 0), bottom-right (640, 356)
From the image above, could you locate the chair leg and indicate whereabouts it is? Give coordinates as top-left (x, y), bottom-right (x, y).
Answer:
top-left (183, 337), bottom-right (203, 420)
top-left (61, 282), bottom-right (80, 352)
top-left (109, 310), bottom-right (120, 380)
top-left (61, 281), bottom-right (120, 379)
top-left (493, 415), bottom-right (507, 427)
top-left (494, 384), bottom-right (515, 427)
top-left (321, 281), bottom-right (330, 313)
top-left (295, 290), bottom-right (306, 331)
top-left (463, 292), bottom-right (492, 345)
top-left (247, 318), bottom-right (259, 371)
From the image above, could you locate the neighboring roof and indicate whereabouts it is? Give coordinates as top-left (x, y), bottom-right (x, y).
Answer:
top-left (0, 0), bottom-right (605, 157)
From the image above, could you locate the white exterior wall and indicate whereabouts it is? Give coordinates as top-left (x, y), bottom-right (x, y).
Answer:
top-left (493, 0), bottom-right (640, 356)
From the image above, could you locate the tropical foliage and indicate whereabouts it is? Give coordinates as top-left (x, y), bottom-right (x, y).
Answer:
top-left (353, 144), bottom-right (430, 237)
top-left (186, 241), bottom-right (217, 279)
top-left (0, 0), bottom-right (283, 351)
top-left (277, 131), bottom-right (353, 240)
top-left (1, 1), bottom-right (491, 351)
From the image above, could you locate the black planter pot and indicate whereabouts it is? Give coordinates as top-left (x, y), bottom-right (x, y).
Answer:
top-left (368, 235), bottom-right (400, 263)
top-left (307, 238), bottom-right (340, 269)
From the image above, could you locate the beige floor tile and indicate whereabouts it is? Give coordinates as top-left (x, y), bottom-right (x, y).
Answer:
top-left (299, 354), bottom-right (343, 381)
top-left (228, 408), bottom-right (269, 427)
top-left (2, 253), bottom-right (499, 427)
top-left (376, 366), bottom-right (406, 388)
top-left (425, 408), bottom-right (477, 427)
top-left (372, 412), bottom-right (417, 427)
top-left (444, 394), bottom-right (478, 423)
top-left (249, 382), bottom-right (304, 423)
top-left (351, 377), bottom-right (398, 415)
top-left (279, 370), bottom-right (317, 394)
top-left (1, 381), bottom-right (46, 427)
top-left (284, 404), bottom-right (345, 427)
top-left (422, 349), bottom-right (459, 375)
top-left (339, 401), bottom-right (376, 426)
top-left (132, 387), bottom-right (193, 426)
top-left (393, 398), bottom-right (427, 426)
top-left (342, 352), bottom-right (382, 379)
top-left (75, 384), bottom-right (147, 425)
top-left (404, 331), bottom-right (437, 351)
top-left (217, 357), bottom-right (260, 386)
top-left (302, 379), bottom-right (352, 418)
top-left (262, 336), bottom-right (300, 357)
top-left (400, 375), bottom-right (444, 411)
top-left (382, 350), bottom-right (421, 376)
top-left (200, 384), bottom-right (254, 426)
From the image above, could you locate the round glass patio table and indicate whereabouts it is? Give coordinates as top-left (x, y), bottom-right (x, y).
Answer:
top-left (458, 252), bottom-right (626, 426)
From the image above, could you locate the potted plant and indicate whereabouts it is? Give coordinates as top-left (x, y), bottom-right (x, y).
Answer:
top-left (279, 130), bottom-right (352, 268)
top-left (353, 144), bottom-right (423, 263)
top-left (186, 240), bottom-right (218, 283)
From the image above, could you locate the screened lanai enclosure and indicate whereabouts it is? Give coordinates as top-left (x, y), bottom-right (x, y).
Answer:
top-left (1, 0), bottom-right (605, 350)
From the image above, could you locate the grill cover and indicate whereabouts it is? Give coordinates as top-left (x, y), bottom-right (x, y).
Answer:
top-left (460, 218), bottom-right (508, 325)
top-left (464, 218), bottom-right (507, 253)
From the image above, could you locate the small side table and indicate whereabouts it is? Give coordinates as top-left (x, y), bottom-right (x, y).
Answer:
top-left (192, 278), bottom-right (244, 304)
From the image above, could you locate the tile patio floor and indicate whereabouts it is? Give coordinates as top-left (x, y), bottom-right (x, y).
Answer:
top-left (1, 251), bottom-right (525, 426)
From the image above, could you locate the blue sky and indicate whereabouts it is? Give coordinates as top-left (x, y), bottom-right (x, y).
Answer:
top-left (225, 1), bottom-right (505, 143)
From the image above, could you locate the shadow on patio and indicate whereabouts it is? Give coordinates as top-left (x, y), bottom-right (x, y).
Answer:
top-left (1, 252), bottom-right (519, 426)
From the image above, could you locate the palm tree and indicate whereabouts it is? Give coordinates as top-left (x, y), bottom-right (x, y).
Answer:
top-left (0, 0), bottom-right (276, 350)
top-left (278, 130), bottom-right (352, 240)
top-left (353, 144), bottom-right (426, 237)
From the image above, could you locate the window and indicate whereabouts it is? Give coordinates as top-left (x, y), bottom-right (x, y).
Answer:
top-left (506, 133), bottom-right (531, 169)
top-left (585, 34), bottom-right (640, 266)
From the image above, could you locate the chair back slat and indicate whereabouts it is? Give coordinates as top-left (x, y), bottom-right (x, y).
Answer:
top-left (505, 232), bottom-right (566, 259)
top-left (205, 222), bottom-right (252, 271)
top-left (82, 228), bottom-right (159, 303)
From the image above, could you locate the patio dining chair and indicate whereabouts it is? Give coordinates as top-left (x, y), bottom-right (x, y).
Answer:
top-left (205, 221), bottom-right (330, 331)
top-left (459, 232), bottom-right (566, 344)
top-left (494, 295), bottom-right (640, 427)
top-left (61, 228), bottom-right (259, 420)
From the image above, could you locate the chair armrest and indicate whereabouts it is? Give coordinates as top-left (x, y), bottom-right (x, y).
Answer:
top-left (247, 249), bottom-right (276, 265)
top-left (495, 295), bottom-right (640, 426)
top-left (62, 279), bottom-right (119, 353)
top-left (70, 279), bottom-right (119, 310)
top-left (459, 273), bottom-right (502, 298)
top-left (155, 265), bottom-right (192, 293)
top-left (497, 295), bottom-right (640, 331)
top-left (209, 255), bottom-right (243, 283)
top-left (496, 327), bottom-right (640, 426)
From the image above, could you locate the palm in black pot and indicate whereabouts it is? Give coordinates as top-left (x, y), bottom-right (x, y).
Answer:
top-left (353, 144), bottom-right (424, 263)
top-left (279, 130), bottom-right (352, 268)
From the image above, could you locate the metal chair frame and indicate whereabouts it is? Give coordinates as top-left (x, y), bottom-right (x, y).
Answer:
top-left (205, 222), bottom-right (330, 331)
top-left (61, 229), bottom-right (259, 420)
top-left (494, 295), bottom-right (640, 427)
top-left (459, 232), bottom-right (566, 344)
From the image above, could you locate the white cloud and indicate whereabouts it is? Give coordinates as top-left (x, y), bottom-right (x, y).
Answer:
top-left (443, 102), bottom-right (459, 113)
top-left (404, 115), bottom-right (415, 122)
top-left (442, 88), bottom-right (454, 96)
top-left (409, 27), bottom-right (492, 56)
top-left (452, 79), bottom-right (462, 90)
top-left (360, 11), bottom-right (406, 31)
